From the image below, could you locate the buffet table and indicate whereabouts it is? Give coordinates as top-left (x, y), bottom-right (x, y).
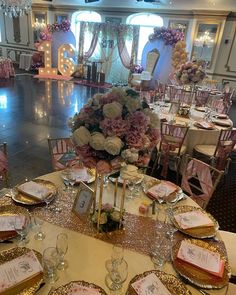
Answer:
top-left (0, 57), bottom-right (15, 79)
top-left (0, 171), bottom-right (232, 295)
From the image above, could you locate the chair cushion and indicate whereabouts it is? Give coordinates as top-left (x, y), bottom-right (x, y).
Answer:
top-left (193, 144), bottom-right (216, 157)
top-left (157, 142), bottom-right (187, 156)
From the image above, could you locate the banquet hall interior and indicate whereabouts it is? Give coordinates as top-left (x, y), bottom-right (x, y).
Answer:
top-left (1, 0), bottom-right (236, 294)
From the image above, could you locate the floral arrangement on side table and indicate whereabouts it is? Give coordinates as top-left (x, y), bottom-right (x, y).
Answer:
top-left (175, 60), bottom-right (206, 85)
top-left (70, 87), bottom-right (160, 173)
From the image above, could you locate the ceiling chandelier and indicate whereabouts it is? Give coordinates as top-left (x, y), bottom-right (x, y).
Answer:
top-left (0, 0), bottom-right (32, 18)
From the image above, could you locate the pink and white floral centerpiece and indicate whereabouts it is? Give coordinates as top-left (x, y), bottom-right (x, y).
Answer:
top-left (175, 60), bottom-right (206, 85)
top-left (69, 88), bottom-right (160, 174)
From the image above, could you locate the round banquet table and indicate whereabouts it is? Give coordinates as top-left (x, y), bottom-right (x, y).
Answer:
top-left (0, 171), bottom-right (231, 295)
top-left (156, 104), bottom-right (233, 155)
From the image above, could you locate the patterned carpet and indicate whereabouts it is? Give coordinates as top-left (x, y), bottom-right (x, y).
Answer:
top-left (207, 153), bottom-right (236, 233)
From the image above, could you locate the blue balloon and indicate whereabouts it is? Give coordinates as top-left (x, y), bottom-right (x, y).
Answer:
top-left (51, 30), bottom-right (76, 67)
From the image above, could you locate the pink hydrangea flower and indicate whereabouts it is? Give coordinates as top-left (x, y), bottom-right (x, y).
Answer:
top-left (100, 118), bottom-right (129, 137)
top-left (126, 130), bottom-right (144, 149)
top-left (128, 111), bottom-right (149, 133)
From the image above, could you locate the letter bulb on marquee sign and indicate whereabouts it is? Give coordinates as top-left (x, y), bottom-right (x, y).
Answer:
top-left (38, 41), bottom-right (58, 75)
top-left (58, 44), bottom-right (75, 77)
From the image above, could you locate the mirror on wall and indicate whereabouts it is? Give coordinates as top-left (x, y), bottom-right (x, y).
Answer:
top-left (168, 20), bottom-right (189, 40)
top-left (32, 12), bottom-right (47, 42)
top-left (192, 23), bottom-right (220, 67)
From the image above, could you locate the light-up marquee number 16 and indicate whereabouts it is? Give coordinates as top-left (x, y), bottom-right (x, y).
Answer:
top-left (38, 41), bottom-right (75, 77)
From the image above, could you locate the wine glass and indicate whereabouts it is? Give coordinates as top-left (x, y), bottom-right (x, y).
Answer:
top-left (151, 234), bottom-right (171, 269)
top-left (34, 217), bottom-right (45, 241)
top-left (105, 259), bottom-right (128, 291)
top-left (111, 244), bottom-right (124, 265)
top-left (188, 104), bottom-right (195, 127)
top-left (42, 247), bottom-right (59, 283)
top-left (56, 233), bottom-right (68, 270)
top-left (127, 180), bottom-right (135, 200)
top-left (156, 206), bottom-right (166, 229)
top-left (67, 169), bottom-right (76, 194)
top-left (14, 215), bottom-right (30, 246)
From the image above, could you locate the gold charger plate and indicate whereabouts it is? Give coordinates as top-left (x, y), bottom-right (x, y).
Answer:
top-left (0, 205), bottom-right (29, 241)
top-left (172, 206), bottom-right (219, 238)
top-left (172, 238), bottom-right (230, 289)
top-left (143, 179), bottom-right (185, 203)
top-left (61, 168), bottom-right (96, 184)
top-left (12, 179), bottom-right (57, 205)
top-left (126, 270), bottom-right (192, 295)
top-left (49, 281), bottom-right (108, 295)
top-left (0, 247), bottom-right (44, 295)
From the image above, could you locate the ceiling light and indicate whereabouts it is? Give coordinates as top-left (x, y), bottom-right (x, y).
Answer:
top-left (0, 0), bottom-right (32, 17)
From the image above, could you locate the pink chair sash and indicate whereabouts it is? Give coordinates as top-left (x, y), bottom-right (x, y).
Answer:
top-left (181, 159), bottom-right (213, 206)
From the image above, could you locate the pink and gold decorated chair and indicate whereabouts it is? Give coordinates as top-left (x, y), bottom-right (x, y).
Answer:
top-left (167, 85), bottom-right (182, 104)
top-left (193, 129), bottom-right (236, 173)
top-left (152, 122), bottom-right (189, 180)
top-left (181, 156), bottom-right (223, 209)
top-left (194, 89), bottom-right (210, 107)
top-left (0, 142), bottom-right (9, 187)
top-left (48, 137), bottom-right (78, 171)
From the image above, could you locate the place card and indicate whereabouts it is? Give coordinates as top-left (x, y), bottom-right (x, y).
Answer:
top-left (0, 250), bottom-right (43, 293)
top-left (174, 211), bottom-right (214, 229)
top-left (0, 215), bottom-right (26, 232)
top-left (18, 181), bottom-right (51, 201)
top-left (70, 283), bottom-right (101, 295)
top-left (131, 273), bottom-right (171, 295)
top-left (177, 240), bottom-right (225, 277)
top-left (147, 181), bottom-right (177, 200)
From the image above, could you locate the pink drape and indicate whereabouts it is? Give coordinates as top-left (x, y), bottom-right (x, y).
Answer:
top-left (84, 23), bottom-right (101, 60)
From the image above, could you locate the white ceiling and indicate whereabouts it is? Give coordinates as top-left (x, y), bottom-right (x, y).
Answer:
top-left (36, 0), bottom-right (236, 12)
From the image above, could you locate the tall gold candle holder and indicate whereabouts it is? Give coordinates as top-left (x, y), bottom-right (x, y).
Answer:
top-left (97, 173), bottom-right (104, 231)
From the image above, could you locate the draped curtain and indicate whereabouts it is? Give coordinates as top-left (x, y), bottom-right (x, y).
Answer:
top-left (76, 21), bottom-right (140, 84)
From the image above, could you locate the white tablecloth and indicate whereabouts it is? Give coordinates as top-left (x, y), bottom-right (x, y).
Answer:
top-left (19, 53), bottom-right (33, 71)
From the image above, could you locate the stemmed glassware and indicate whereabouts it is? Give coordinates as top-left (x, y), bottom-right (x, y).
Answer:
top-left (34, 217), bottom-right (45, 241)
top-left (105, 244), bottom-right (128, 291)
top-left (56, 233), bottom-right (68, 270)
top-left (42, 247), bottom-right (59, 283)
top-left (127, 180), bottom-right (136, 200)
top-left (14, 215), bottom-right (30, 246)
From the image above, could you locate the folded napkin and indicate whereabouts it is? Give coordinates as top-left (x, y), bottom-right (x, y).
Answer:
top-left (0, 215), bottom-right (26, 232)
top-left (174, 211), bottom-right (214, 229)
top-left (0, 250), bottom-right (43, 294)
top-left (195, 107), bottom-right (205, 112)
top-left (212, 119), bottom-right (232, 127)
top-left (147, 181), bottom-right (177, 200)
top-left (195, 121), bottom-right (215, 129)
top-left (216, 114), bottom-right (228, 119)
top-left (177, 240), bottom-right (225, 278)
top-left (18, 181), bottom-right (52, 201)
top-left (132, 273), bottom-right (171, 295)
top-left (69, 283), bottom-right (101, 295)
top-left (71, 168), bottom-right (91, 182)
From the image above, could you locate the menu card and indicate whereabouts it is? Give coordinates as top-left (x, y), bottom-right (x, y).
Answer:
top-left (18, 181), bottom-right (51, 201)
top-left (177, 240), bottom-right (225, 277)
top-left (0, 215), bottom-right (26, 232)
top-left (0, 250), bottom-right (43, 293)
top-left (147, 181), bottom-right (177, 200)
top-left (72, 168), bottom-right (91, 182)
top-left (131, 273), bottom-right (171, 295)
top-left (70, 283), bottom-right (101, 295)
top-left (174, 211), bottom-right (214, 229)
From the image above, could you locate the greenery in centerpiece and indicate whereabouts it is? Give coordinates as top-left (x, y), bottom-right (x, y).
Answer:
top-left (92, 203), bottom-right (123, 233)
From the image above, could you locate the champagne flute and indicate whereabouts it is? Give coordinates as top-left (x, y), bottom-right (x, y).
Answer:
top-left (127, 180), bottom-right (135, 200)
top-left (42, 247), bottom-right (59, 283)
top-left (14, 215), bottom-right (30, 246)
top-left (34, 217), bottom-right (45, 241)
top-left (56, 233), bottom-right (68, 270)
top-left (111, 244), bottom-right (124, 265)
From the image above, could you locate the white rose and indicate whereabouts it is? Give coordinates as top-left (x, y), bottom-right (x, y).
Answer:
top-left (125, 97), bottom-right (141, 113)
top-left (143, 109), bottom-right (160, 129)
top-left (103, 102), bottom-right (122, 119)
top-left (120, 164), bottom-right (139, 181)
top-left (104, 136), bottom-right (122, 156)
top-left (121, 148), bottom-right (139, 163)
top-left (73, 126), bottom-right (91, 146)
top-left (89, 132), bottom-right (105, 151)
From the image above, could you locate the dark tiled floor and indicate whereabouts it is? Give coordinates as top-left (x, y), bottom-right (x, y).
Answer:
top-left (0, 75), bottom-right (104, 184)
